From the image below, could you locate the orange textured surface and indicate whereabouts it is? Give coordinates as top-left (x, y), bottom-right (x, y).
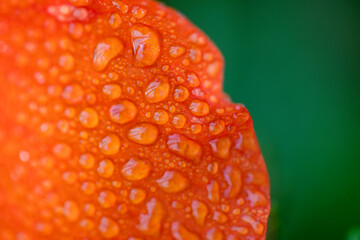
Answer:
top-left (0, 0), bottom-right (270, 239)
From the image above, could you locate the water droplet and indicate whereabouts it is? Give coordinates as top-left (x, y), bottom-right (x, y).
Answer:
top-left (58, 53), bottom-right (75, 71)
top-left (174, 86), bottom-right (189, 102)
top-left (103, 84), bottom-right (122, 100)
top-left (187, 72), bottom-right (200, 88)
top-left (80, 218), bottom-right (95, 231)
top-left (132, 6), bottom-right (147, 19)
top-left (213, 210), bottom-right (228, 223)
top-left (127, 123), bottom-right (159, 145)
top-left (98, 217), bottom-right (119, 238)
top-left (69, 0), bottom-right (92, 7)
top-left (109, 100), bottom-right (138, 124)
top-left (246, 189), bottom-right (267, 207)
top-left (129, 188), bottom-right (146, 204)
top-left (206, 180), bottom-right (220, 203)
top-left (79, 153), bottom-right (95, 169)
top-left (79, 107), bottom-right (99, 128)
top-left (68, 23), bottom-right (83, 39)
top-left (52, 143), bottom-right (72, 159)
top-left (97, 159), bottom-right (115, 178)
top-left (167, 134), bottom-right (202, 163)
top-left (206, 227), bottom-right (223, 240)
top-left (84, 203), bottom-right (95, 216)
top-left (172, 114), bottom-right (186, 129)
top-left (189, 100), bottom-right (209, 117)
top-left (99, 134), bottom-right (120, 155)
top-left (98, 190), bottom-right (116, 208)
top-left (63, 200), bottom-right (79, 222)
top-left (131, 24), bottom-right (160, 67)
top-left (144, 75), bottom-right (170, 103)
top-left (171, 222), bottom-right (200, 240)
top-left (241, 215), bottom-right (264, 235)
top-left (93, 37), bottom-right (124, 71)
top-left (189, 47), bottom-right (202, 63)
top-left (209, 120), bottom-right (225, 135)
top-left (109, 13), bottom-right (121, 29)
top-left (62, 84), bottom-right (84, 104)
top-left (81, 181), bottom-right (96, 195)
top-left (138, 198), bottom-right (165, 236)
top-left (112, 0), bottom-right (129, 13)
top-left (156, 170), bottom-right (188, 193)
top-left (62, 171), bottom-right (77, 184)
top-left (207, 61), bottom-right (221, 77)
top-left (153, 109), bottom-right (169, 125)
top-left (121, 158), bottom-right (151, 181)
top-left (207, 162), bottom-right (218, 174)
top-left (191, 124), bottom-right (202, 134)
top-left (169, 45), bottom-right (186, 58)
top-left (210, 137), bottom-right (232, 159)
top-left (191, 200), bottom-right (208, 226)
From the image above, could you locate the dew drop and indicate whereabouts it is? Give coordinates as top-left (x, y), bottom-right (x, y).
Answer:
top-left (98, 190), bottom-right (116, 208)
top-left (209, 120), bottom-right (225, 135)
top-left (62, 84), bottom-right (84, 104)
top-left (138, 198), bottom-right (165, 236)
top-left (103, 84), bottom-right (122, 100)
top-left (189, 100), bottom-right (209, 117)
top-left (156, 170), bottom-right (188, 193)
top-left (132, 6), bottom-right (147, 19)
top-left (131, 24), bottom-right (160, 67)
top-left (121, 158), bottom-right (151, 181)
top-left (210, 137), bottom-right (232, 159)
top-left (169, 45), bottom-right (186, 58)
top-left (171, 222), bottom-right (200, 240)
top-left (93, 37), bottom-right (124, 71)
top-left (189, 47), bottom-right (202, 63)
top-left (99, 134), bottom-right (120, 155)
top-left (191, 200), bottom-right (208, 226)
top-left (174, 86), bottom-right (190, 102)
top-left (246, 189), bottom-right (267, 207)
top-left (52, 143), bottom-right (72, 159)
top-left (63, 200), bottom-right (79, 222)
top-left (153, 109), bottom-right (169, 125)
top-left (167, 134), bottom-right (202, 163)
top-left (58, 53), bottom-right (75, 71)
top-left (144, 75), bottom-right (170, 103)
top-left (241, 215), bottom-right (264, 235)
top-left (172, 114), bottom-right (186, 129)
top-left (206, 227), bottom-right (223, 240)
top-left (206, 180), bottom-right (220, 203)
top-left (129, 188), bottom-right (146, 204)
top-left (98, 217), bottom-right (119, 238)
top-left (109, 100), bottom-right (138, 124)
top-left (80, 218), bottom-right (95, 231)
top-left (109, 13), bottom-right (121, 29)
top-left (213, 210), bottom-right (228, 223)
top-left (79, 107), bottom-right (99, 128)
top-left (81, 181), bottom-right (96, 195)
top-left (97, 159), bottom-right (115, 178)
top-left (69, 0), bottom-right (92, 7)
top-left (127, 123), bottom-right (158, 145)
top-left (187, 72), bottom-right (200, 88)
top-left (79, 153), bottom-right (95, 169)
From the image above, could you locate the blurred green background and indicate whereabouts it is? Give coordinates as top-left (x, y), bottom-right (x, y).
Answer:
top-left (161, 0), bottom-right (360, 239)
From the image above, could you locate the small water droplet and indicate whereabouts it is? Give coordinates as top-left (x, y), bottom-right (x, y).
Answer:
top-left (209, 120), bottom-right (225, 135)
top-left (62, 84), bottom-right (84, 104)
top-left (69, 0), bottom-right (92, 7)
top-left (213, 210), bottom-right (228, 223)
top-left (58, 53), bottom-right (75, 71)
top-left (109, 13), bottom-right (122, 29)
top-left (138, 198), bottom-right (165, 236)
top-left (205, 227), bottom-right (223, 240)
top-left (172, 114), bottom-right (186, 129)
top-left (52, 143), bottom-right (72, 159)
top-left (206, 180), bottom-right (220, 203)
top-left (129, 188), bottom-right (146, 204)
top-left (153, 109), bottom-right (169, 125)
top-left (103, 84), bottom-right (122, 100)
top-left (63, 200), bottom-right (79, 222)
top-left (210, 137), bottom-right (232, 159)
top-left (169, 45), bottom-right (186, 58)
top-left (79, 153), bottom-right (95, 169)
top-left (167, 134), bottom-right (202, 163)
top-left (174, 85), bottom-right (190, 102)
top-left (81, 181), bottom-right (96, 195)
top-left (98, 190), bottom-right (116, 208)
top-left (187, 72), bottom-right (200, 88)
top-left (132, 6), bottom-right (147, 19)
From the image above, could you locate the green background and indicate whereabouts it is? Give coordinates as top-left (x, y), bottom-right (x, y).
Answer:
top-left (161, 0), bottom-right (360, 239)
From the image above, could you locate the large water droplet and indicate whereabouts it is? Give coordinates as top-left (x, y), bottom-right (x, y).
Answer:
top-left (138, 198), bottom-right (165, 236)
top-left (127, 123), bottom-right (158, 145)
top-left (99, 134), bottom-right (120, 155)
top-left (131, 24), bottom-right (160, 67)
top-left (156, 170), bottom-right (188, 193)
top-left (167, 134), bottom-right (202, 163)
top-left (191, 200), bottom-right (208, 226)
top-left (109, 100), bottom-right (138, 124)
top-left (144, 76), bottom-right (170, 103)
top-left (121, 158), bottom-right (151, 181)
top-left (209, 137), bottom-right (232, 159)
top-left (93, 37), bottom-right (124, 71)
top-left (79, 107), bottom-right (99, 128)
top-left (223, 166), bottom-right (242, 198)
top-left (171, 222), bottom-right (200, 240)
